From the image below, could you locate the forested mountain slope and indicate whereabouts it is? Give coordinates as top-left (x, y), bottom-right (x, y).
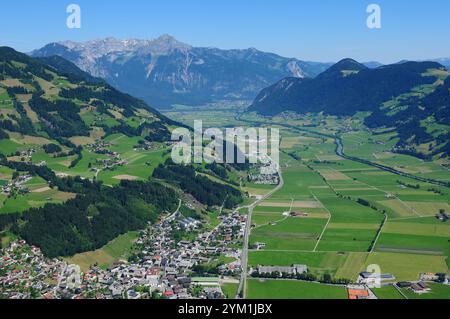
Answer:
top-left (250, 59), bottom-right (450, 158)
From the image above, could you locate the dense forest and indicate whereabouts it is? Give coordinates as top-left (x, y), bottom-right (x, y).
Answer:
top-left (29, 96), bottom-right (91, 138)
top-left (153, 160), bottom-right (243, 209)
top-left (0, 169), bottom-right (178, 257)
top-left (365, 76), bottom-right (450, 157)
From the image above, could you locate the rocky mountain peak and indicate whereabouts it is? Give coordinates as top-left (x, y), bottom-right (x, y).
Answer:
top-left (31, 37), bottom-right (332, 108)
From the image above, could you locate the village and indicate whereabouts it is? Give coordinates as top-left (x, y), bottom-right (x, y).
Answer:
top-left (87, 140), bottom-right (128, 171)
top-left (3, 201), bottom-right (449, 300)
top-left (0, 173), bottom-right (32, 197)
top-left (247, 157), bottom-right (280, 186)
top-left (0, 204), bottom-right (248, 299)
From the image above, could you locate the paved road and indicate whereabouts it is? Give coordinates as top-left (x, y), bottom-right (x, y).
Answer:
top-left (166, 199), bottom-right (182, 221)
top-left (235, 165), bottom-right (284, 299)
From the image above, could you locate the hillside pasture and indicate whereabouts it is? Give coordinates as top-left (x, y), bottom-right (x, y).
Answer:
top-left (65, 231), bottom-right (139, 271)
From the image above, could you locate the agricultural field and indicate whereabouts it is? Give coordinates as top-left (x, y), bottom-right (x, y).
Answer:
top-left (341, 130), bottom-right (450, 183)
top-left (250, 217), bottom-right (327, 251)
top-left (246, 279), bottom-right (348, 299)
top-left (228, 113), bottom-right (450, 297)
top-left (400, 283), bottom-right (450, 299)
top-left (372, 285), bottom-right (405, 299)
top-left (0, 176), bottom-right (76, 214)
top-left (375, 217), bottom-right (450, 255)
top-left (162, 103), bottom-right (248, 128)
top-left (363, 252), bottom-right (448, 281)
top-left (248, 251), bottom-right (364, 279)
top-left (221, 283), bottom-right (239, 299)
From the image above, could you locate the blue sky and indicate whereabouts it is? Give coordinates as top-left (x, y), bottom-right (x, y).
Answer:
top-left (1, 0), bottom-right (449, 63)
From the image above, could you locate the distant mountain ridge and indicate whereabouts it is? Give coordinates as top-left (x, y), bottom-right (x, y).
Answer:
top-left (428, 58), bottom-right (450, 69)
top-left (250, 58), bottom-right (446, 115)
top-left (31, 35), bottom-right (333, 108)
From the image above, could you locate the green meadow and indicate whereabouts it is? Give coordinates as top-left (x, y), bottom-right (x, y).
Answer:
top-left (364, 252), bottom-right (448, 281)
top-left (372, 285), bottom-right (405, 299)
top-left (400, 283), bottom-right (450, 299)
top-left (250, 217), bottom-right (327, 251)
top-left (221, 283), bottom-right (239, 299)
top-left (65, 231), bottom-right (140, 271)
top-left (246, 279), bottom-right (347, 299)
top-left (248, 250), bottom-right (357, 278)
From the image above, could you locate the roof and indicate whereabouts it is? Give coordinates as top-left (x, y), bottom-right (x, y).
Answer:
top-left (348, 289), bottom-right (369, 299)
top-left (417, 282), bottom-right (428, 289)
top-left (410, 283), bottom-right (424, 291)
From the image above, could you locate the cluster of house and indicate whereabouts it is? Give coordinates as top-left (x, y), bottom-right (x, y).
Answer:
top-left (0, 205), bottom-right (247, 299)
top-left (358, 271), bottom-right (450, 296)
top-left (357, 272), bottom-right (396, 287)
top-left (178, 217), bottom-right (202, 231)
top-left (398, 272), bottom-right (450, 294)
top-left (86, 141), bottom-right (127, 170)
top-left (0, 173), bottom-right (32, 195)
top-left (88, 140), bottom-right (112, 152)
top-left (436, 211), bottom-right (449, 222)
top-left (133, 141), bottom-right (158, 151)
top-left (16, 148), bottom-right (36, 162)
top-left (58, 264), bottom-right (82, 294)
top-left (0, 240), bottom-right (66, 299)
top-left (248, 172), bottom-right (279, 185)
top-left (95, 157), bottom-right (127, 170)
top-left (246, 154), bottom-right (280, 186)
top-left (213, 211), bottom-right (246, 246)
top-left (397, 281), bottom-right (432, 294)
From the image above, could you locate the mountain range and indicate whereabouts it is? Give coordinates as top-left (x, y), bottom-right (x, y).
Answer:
top-left (30, 35), bottom-right (336, 108)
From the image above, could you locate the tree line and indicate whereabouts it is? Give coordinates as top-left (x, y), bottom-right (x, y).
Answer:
top-left (153, 160), bottom-right (243, 209)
